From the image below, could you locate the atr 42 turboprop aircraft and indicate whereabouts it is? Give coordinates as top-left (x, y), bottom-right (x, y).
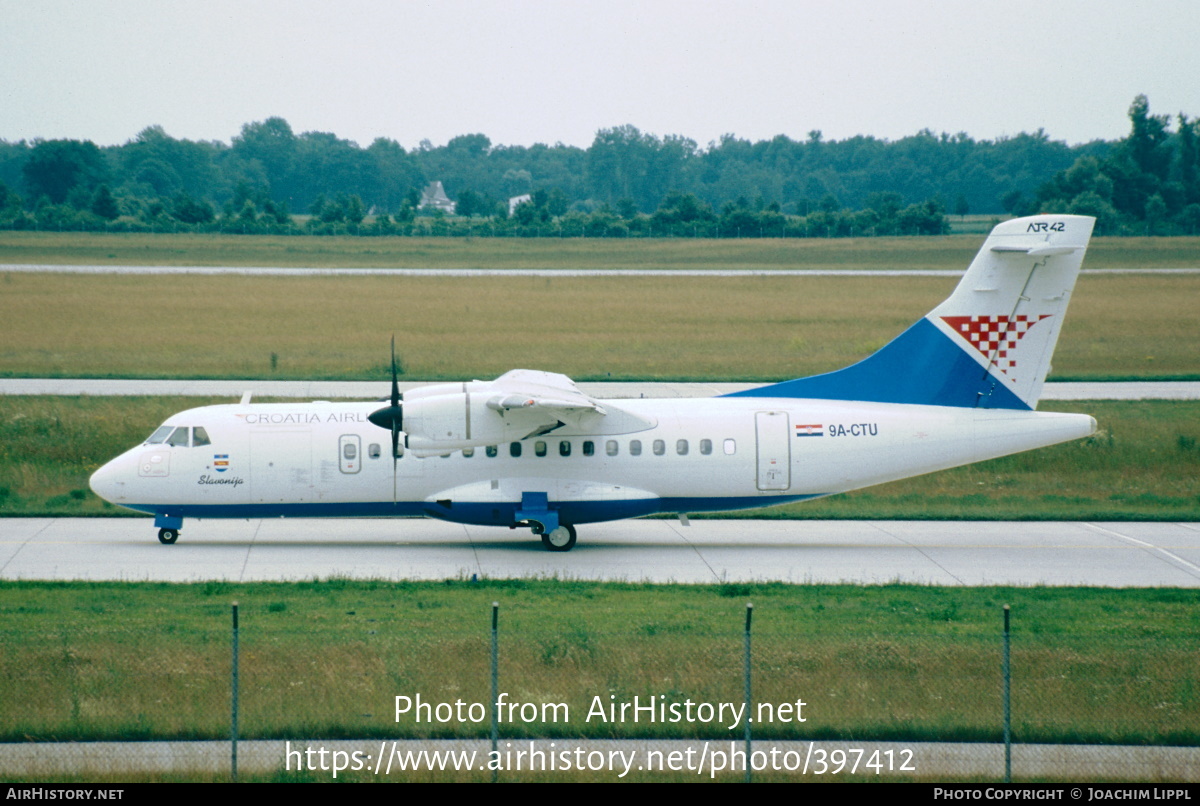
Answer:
top-left (90, 214), bottom-right (1097, 551)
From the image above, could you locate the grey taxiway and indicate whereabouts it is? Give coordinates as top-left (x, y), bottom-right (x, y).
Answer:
top-left (2, 517), bottom-right (1198, 586)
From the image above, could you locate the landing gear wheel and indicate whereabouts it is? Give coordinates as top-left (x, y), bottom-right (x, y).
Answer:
top-left (541, 524), bottom-right (577, 552)
top-left (158, 528), bottom-right (179, 545)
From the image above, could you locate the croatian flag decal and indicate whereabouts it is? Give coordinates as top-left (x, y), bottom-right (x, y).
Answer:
top-left (795, 424), bottom-right (824, 437)
top-left (213, 454), bottom-right (230, 472)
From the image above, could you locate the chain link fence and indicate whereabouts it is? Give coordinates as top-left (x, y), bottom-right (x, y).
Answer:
top-left (2, 602), bottom-right (1197, 782)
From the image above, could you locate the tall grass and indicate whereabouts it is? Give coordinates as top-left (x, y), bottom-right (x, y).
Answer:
top-left (1, 581), bottom-right (1196, 746)
top-left (2, 272), bottom-right (1197, 380)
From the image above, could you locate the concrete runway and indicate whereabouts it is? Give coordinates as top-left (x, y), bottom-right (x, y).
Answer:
top-left (3, 518), bottom-right (1198, 586)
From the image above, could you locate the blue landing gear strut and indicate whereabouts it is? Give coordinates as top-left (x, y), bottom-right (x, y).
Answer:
top-left (515, 492), bottom-right (577, 552)
top-left (154, 514), bottom-right (182, 545)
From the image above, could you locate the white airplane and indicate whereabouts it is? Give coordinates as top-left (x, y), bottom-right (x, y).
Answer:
top-left (90, 214), bottom-right (1097, 551)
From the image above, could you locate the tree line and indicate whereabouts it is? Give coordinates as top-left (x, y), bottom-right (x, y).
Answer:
top-left (1, 95), bottom-right (1197, 236)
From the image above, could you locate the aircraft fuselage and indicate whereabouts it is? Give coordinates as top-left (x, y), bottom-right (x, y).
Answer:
top-left (90, 396), bottom-right (1095, 527)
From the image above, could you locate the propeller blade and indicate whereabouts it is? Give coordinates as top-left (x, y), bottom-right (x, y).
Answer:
top-left (368, 335), bottom-right (404, 444)
top-left (389, 334), bottom-right (401, 409)
top-left (367, 336), bottom-right (403, 503)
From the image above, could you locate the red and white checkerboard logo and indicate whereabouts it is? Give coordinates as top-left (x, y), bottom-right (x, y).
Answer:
top-left (941, 315), bottom-right (1051, 380)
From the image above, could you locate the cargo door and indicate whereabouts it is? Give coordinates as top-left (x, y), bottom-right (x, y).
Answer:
top-left (250, 430), bottom-right (312, 504)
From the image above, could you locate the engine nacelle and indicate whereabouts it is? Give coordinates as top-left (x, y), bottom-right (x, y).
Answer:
top-left (403, 391), bottom-right (540, 454)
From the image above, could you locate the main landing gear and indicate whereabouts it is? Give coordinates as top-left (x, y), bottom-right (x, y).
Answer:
top-left (529, 519), bottom-right (577, 551)
top-left (158, 528), bottom-right (179, 545)
top-left (538, 523), bottom-right (577, 552)
top-left (518, 494), bottom-right (577, 551)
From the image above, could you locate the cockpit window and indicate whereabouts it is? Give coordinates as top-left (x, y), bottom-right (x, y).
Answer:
top-left (166, 427), bottom-right (190, 447)
top-left (193, 427), bottom-right (211, 447)
top-left (146, 426), bottom-right (173, 444)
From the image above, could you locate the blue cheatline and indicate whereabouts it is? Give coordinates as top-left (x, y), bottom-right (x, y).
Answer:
top-left (131, 494), bottom-right (829, 526)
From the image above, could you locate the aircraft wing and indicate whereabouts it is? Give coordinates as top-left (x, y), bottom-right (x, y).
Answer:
top-left (486, 369), bottom-right (607, 430)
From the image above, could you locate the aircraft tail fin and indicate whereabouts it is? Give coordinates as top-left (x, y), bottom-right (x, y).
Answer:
top-left (725, 214), bottom-right (1095, 410)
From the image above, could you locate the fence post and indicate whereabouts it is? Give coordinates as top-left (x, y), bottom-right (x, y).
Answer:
top-left (490, 601), bottom-right (499, 783)
top-left (231, 601), bottom-right (239, 783)
top-left (744, 602), bottom-right (753, 783)
top-left (1002, 604), bottom-right (1011, 783)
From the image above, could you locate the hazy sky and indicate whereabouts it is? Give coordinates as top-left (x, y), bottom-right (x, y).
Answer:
top-left (3, 0), bottom-right (1199, 150)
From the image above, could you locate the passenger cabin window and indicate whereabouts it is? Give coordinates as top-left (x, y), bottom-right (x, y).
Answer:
top-left (535, 441), bottom-right (547, 457)
top-left (559, 440), bottom-right (571, 457)
top-left (700, 439), bottom-right (712, 455)
top-left (583, 441), bottom-right (595, 456)
top-left (368, 443), bottom-right (382, 459)
top-left (486, 446), bottom-right (498, 458)
top-left (676, 439), bottom-right (688, 456)
top-left (724, 438), bottom-right (736, 455)
top-left (510, 442), bottom-right (522, 458)
top-left (167, 427), bottom-right (190, 447)
top-left (606, 440), bottom-right (618, 456)
top-left (653, 439), bottom-right (665, 456)
top-left (193, 427), bottom-right (211, 447)
top-left (462, 447), bottom-right (474, 458)
top-left (146, 426), bottom-right (173, 444)
top-left (630, 439), bottom-right (642, 456)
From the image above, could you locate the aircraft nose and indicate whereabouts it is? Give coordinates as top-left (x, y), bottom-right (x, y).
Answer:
top-left (89, 458), bottom-right (126, 503)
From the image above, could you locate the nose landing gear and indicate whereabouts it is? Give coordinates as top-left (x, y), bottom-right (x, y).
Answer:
top-left (154, 514), bottom-right (183, 545)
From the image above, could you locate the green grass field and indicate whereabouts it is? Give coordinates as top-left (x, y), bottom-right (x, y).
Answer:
top-left (1, 271), bottom-right (1197, 381)
top-left (2, 232), bottom-right (1197, 381)
top-left (2, 580), bottom-right (1196, 751)
top-left (1, 396), bottom-right (1196, 520)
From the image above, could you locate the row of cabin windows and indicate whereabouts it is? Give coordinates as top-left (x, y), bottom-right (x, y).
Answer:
top-left (151, 428), bottom-right (736, 461)
top-left (342, 443), bottom-right (384, 461)
top-left (291, 438), bottom-right (737, 462)
top-left (444, 438), bottom-right (736, 459)
top-left (147, 426), bottom-right (729, 460)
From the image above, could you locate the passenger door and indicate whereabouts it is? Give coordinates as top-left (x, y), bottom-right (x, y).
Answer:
top-left (755, 411), bottom-right (791, 491)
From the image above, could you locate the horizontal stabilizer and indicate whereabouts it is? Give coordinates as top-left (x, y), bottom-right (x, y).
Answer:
top-left (992, 245), bottom-right (1079, 256)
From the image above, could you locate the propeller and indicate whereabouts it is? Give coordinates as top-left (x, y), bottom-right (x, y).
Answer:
top-left (368, 336), bottom-right (404, 459)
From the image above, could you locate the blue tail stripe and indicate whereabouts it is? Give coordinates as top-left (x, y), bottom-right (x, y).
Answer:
top-left (723, 318), bottom-right (1030, 410)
